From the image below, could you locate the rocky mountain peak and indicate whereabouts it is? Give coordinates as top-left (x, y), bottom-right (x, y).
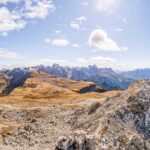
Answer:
top-left (55, 80), bottom-right (150, 149)
top-left (94, 79), bottom-right (150, 149)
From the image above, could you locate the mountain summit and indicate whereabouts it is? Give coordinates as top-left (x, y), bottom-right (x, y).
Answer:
top-left (55, 80), bottom-right (150, 149)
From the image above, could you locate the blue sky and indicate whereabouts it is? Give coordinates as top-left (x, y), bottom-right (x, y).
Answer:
top-left (0, 0), bottom-right (149, 70)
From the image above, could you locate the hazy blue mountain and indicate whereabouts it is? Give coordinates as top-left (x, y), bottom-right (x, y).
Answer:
top-left (0, 65), bottom-right (135, 91)
top-left (120, 69), bottom-right (150, 80)
top-left (33, 64), bottom-right (134, 90)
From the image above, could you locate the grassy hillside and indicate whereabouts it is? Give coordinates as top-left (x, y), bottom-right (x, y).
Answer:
top-left (0, 70), bottom-right (120, 107)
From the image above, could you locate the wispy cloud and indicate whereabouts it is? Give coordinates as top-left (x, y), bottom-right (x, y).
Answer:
top-left (0, 48), bottom-right (22, 59)
top-left (95, 0), bottom-right (121, 13)
top-left (45, 38), bottom-right (70, 46)
top-left (0, 0), bottom-right (20, 4)
top-left (117, 15), bottom-right (128, 24)
top-left (76, 56), bottom-right (116, 65)
top-left (74, 56), bottom-right (130, 70)
top-left (72, 44), bottom-right (80, 48)
top-left (70, 16), bottom-right (87, 30)
top-left (39, 58), bottom-right (67, 64)
top-left (114, 28), bottom-right (124, 32)
top-left (54, 30), bottom-right (61, 35)
top-left (70, 22), bottom-right (80, 30)
top-left (81, 2), bottom-right (88, 6)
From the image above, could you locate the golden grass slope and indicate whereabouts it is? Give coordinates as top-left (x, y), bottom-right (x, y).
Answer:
top-left (0, 70), bottom-right (120, 107)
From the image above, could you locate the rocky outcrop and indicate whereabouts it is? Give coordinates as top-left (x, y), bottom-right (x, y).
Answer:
top-left (55, 80), bottom-right (150, 150)
top-left (94, 80), bottom-right (150, 149)
top-left (0, 68), bottom-right (31, 95)
top-left (55, 134), bottom-right (95, 150)
top-left (79, 84), bottom-right (105, 93)
top-left (0, 70), bottom-right (10, 95)
top-left (4, 68), bottom-right (31, 94)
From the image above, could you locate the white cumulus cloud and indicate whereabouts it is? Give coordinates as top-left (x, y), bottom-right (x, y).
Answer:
top-left (0, 0), bottom-right (55, 35)
top-left (89, 29), bottom-right (126, 51)
top-left (0, 7), bottom-right (26, 33)
top-left (24, 0), bottom-right (55, 19)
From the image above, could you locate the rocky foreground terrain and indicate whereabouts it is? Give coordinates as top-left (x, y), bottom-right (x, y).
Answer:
top-left (0, 69), bottom-right (149, 149)
top-left (54, 80), bottom-right (150, 150)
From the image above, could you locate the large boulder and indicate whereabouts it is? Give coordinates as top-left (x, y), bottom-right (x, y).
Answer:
top-left (55, 133), bottom-right (96, 150)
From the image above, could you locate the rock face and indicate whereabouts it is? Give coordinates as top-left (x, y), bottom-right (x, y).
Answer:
top-left (79, 84), bottom-right (105, 93)
top-left (55, 80), bottom-right (150, 150)
top-left (121, 80), bottom-right (150, 138)
top-left (4, 68), bottom-right (31, 94)
top-left (55, 134), bottom-right (96, 150)
top-left (0, 68), bottom-right (31, 95)
top-left (91, 80), bottom-right (150, 149)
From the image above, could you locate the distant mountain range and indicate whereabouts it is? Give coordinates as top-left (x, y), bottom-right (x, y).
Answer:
top-left (0, 68), bottom-right (105, 96)
top-left (120, 69), bottom-right (150, 80)
top-left (1, 65), bottom-right (150, 93)
top-left (33, 64), bottom-right (133, 90)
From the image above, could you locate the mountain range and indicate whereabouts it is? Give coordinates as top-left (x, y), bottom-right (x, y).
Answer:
top-left (1, 65), bottom-right (150, 94)
top-left (33, 64), bottom-right (134, 90)
top-left (121, 68), bottom-right (150, 80)
top-left (33, 65), bottom-right (150, 89)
